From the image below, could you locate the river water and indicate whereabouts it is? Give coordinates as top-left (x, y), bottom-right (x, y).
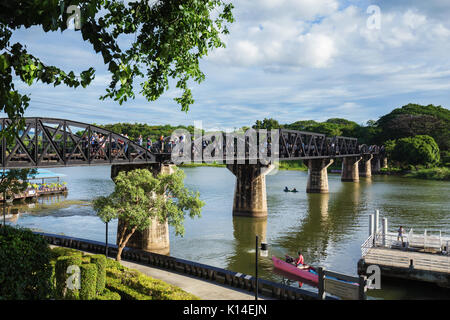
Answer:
top-left (4, 166), bottom-right (450, 299)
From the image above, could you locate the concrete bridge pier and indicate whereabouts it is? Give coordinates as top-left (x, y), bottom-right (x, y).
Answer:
top-left (341, 156), bottom-right (362, 182)
top-left (111, 163), bottom-right (176, 255)
top-left (227, 163), bottom-right (275, 218)
top-left (306, 159), bottom-right (334, 193)
top-left (371, 155), bottom-right (381, 174)
top-left (359, 154), bottom-right (374, 178)
top-left (382, 157), bottom-right (388, 169)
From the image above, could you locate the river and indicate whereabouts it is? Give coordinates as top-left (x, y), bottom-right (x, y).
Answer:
top-left (4, 165), bottom-right (450, 299)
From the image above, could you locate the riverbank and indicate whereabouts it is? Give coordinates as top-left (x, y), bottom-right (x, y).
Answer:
top-left (380, 167), bottom-right (450, 181)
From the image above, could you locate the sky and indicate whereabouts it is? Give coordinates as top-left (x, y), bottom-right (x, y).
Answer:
top-left (5, 0), bottom-right (450, 131)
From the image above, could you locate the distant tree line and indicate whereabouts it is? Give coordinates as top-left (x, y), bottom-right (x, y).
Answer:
top-left (96, 123), bottom-right (199, 143)
top-left (97, 103), bottom-right (449, 169)
top-left (252, 104), bottom-right (449, 168)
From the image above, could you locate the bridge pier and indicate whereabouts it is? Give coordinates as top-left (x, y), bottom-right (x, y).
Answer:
top-left (306, 159), bottom-right (334, 193)
top-left (227, 163), bottom-right (275, 218)
top-left (371, 156), bottom-right (381, 174)
top-left (359, 155), bottom-right (373, 178)
top-left (111, 163), bottom-right (176, 255)
top-left (382, 157), bottom-right (388, 169)
top-left (341, 156), bottom-right (362, 182)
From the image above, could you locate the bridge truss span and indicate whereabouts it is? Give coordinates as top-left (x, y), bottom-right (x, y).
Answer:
top-left (1, 117), bottom-right (383, 169)
top-left (0, 117), bottom-right (157, 169)
top-left (279, 129), bottom-right (362, 160)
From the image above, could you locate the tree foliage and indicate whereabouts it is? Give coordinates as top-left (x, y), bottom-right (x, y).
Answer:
top-left (97, 122), bottom-right (197, 142)
top-left (376, 104), bottom-right (450, 151)
top-left (0, 0), bottom-right (234, 136)
top-left (93, 168), bottom-right (204, 261)
top-left (0, 168), bottom-right (37, 199)
top-left (386, 135), bottom-right (441, 168)
top-left (252, 118), bottom-right (281, 130)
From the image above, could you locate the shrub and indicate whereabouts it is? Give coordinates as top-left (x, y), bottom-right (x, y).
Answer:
top-left (105, 257), bottom-right (126, 271)
top-left (79, 264), bottom-right (98, 300)
top-left (405, 167), bottom-right (450, 181)
top-left (105, 268), bottom-right (198, 300)
top-left (0, 226), bottom-right (53, 300)
top-left (50, 247), bottom-right (82, 260)
top-left (106, 277), bottom-right (152, 300)
top-left (49, 247), bottom-right (199, 300)
top-left (96, 288), bottom-right (121, 300)
top-left (55, 255), bottom-right (83, 300)
top-left (90, 255), bottom-right (107, 294)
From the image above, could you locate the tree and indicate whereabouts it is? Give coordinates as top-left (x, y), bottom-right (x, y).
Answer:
top-left (0, 168), bottom-right (37, 226)
top-left (0, 0), bottom-right (234, 137)
top-left (252, 118), bottom-right (281, 130)
top-left (388, 135), bottom-right (440, 168)
top-left (284, 120), bottom-right (318, 131)
top-left (93, 168), bottom-right (204, 261)
top-left (376, 104), bottom-right (450, 151)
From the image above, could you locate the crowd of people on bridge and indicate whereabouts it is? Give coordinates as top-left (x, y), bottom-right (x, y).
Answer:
top-left (77, 131), bottom-right (384, 161)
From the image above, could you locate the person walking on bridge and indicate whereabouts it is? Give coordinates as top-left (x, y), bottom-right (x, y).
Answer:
top-left (159, 135), bottom-right (164, 153)
top-left (147, 137), bottom-right (152, 151)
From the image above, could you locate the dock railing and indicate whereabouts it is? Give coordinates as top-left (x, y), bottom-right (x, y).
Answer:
top-left (373, 230), bottom-right (450, 254)
top-left (361, 234), bottom-right (374, 257)
top-left (361, 211), bottom-right (450, 258)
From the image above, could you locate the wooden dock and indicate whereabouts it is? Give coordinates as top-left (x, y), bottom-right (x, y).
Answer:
top-left (358, 211), bottom-right (450, 288)
top-left (363, 247), bottom-right (449, 274)
top-left (0, 186), bottom-right (68, 203)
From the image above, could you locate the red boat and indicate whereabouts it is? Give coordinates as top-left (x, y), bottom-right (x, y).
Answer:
top-left (272, 256), bottom-right (319, 286)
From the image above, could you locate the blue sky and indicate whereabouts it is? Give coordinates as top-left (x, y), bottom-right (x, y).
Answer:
top-left (5, 0), bottom-right (450, 131)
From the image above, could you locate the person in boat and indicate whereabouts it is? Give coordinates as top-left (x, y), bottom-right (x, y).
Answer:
top-left (284, 186), bottom-right (290, 192)
top-left (294, 250), bottom-right (309, 269)
top-left (291, 188), bottom-right (298, 193)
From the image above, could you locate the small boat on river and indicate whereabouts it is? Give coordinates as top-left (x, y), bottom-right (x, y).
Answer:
top-left (272, 256), bottom-right (319, 285)
top-left (272, 256), bottom-right (358, 287)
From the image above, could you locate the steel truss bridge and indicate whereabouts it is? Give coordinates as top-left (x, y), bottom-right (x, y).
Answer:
top-left (0, 118), bottom-right (382, 169)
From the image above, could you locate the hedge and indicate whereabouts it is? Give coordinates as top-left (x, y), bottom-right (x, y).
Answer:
top-left (96, 288), bottom-right (121, 301)
top-left (55, 255), bottom-right (83, 300)
top-left (0, 226), bottom-right (53, 300)
top-left (50, 247), bottom-right (199, 300)
top-left (80, 264), bottom-right (98, 300)
top-left (90, 255), bottom-right (107, 294)
top-left (106, 268), bottom-right (199, 300)
top-left (106, 277), bottom-right (152, 300)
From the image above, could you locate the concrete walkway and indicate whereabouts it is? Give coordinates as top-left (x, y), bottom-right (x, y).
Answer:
top-left (120, 259), bottom-right (272, 300)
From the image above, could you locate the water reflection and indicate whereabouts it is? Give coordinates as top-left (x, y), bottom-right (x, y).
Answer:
top-left (226, 216), bottom-right (268, 276)
top-left (274, 180), bottom-right (365, 266)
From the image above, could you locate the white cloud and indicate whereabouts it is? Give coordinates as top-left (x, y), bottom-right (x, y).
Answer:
top-left (5, 1), bottom-right (450, 129)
